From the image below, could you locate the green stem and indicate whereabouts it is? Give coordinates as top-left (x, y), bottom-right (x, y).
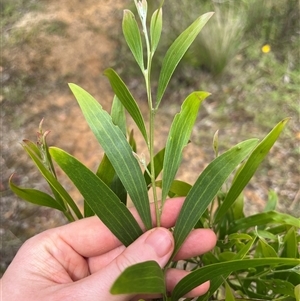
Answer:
top-left (64, 209), bottom-right (75, 222)
top-left (142, 12), bottom-right (160, 227)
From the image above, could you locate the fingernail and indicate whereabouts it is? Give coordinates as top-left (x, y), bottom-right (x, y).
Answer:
top-left (145, 228), bottom-right (173, 257)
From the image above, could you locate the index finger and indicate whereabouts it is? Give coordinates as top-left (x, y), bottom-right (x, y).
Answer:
top-left (56, 197), bottom-right (186, 257)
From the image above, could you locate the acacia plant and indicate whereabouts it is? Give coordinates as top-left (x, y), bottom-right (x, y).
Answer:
top-left (10, 1), bottom-right (299, 300)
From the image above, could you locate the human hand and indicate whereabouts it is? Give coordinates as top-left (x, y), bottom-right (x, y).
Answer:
top-left (1, 197), bottom-right (216, 301)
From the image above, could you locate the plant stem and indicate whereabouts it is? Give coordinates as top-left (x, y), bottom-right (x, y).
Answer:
top-left (141, 10), bottom-right (160, 227)
top-left (64, 209), bottom-right (75, 222)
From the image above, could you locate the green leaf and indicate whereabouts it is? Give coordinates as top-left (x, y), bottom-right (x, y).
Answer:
top-left (156, 12), bottom-right (214, 105)
top-left (110, 174), bottom-right (127, 205)
top-left (103, 69), bottom-right (148, 142)
top-left (84, 201), bottom-right (94, 218)
top-left (171, 258), bottom-right (300, 300)
top-left (229, 211), bottom-right (300, 233)
top-left (156, 180), bottom-right (192, 197)
top-left (214, 118), bottom-right (289, 223)
top-left (144, 148), bottom-right (165, 187)
top-left (68, 83), bottom-right (151, 229)
top-left (123, 10), bottom-right (144, 71)
top-left (150, 8), bottom-right (162, 53)
top-left (262, 279), bottom-right (295, 297)
top-left (173, 139), bottom-right (258, 256)
top-left (110, 261), bottom-right (165, 295)
top-left (96, 153), bottom-right (115, 186)
top-left (225, 281), bottom-right (236, 301)
top-left (283, 227), bottom-right (298, 258)
top-left (111, 95), bottom-right (127, 136)
top-left (50, 147), bottom-right (143, 246)
top-left (161, 91), bottom-right (210, 203)
top-left (264, 190), bottom-right (278, 212)
top-left (129, 129), bottom-right (137, 153)
top-left (295, 284), bottom-right (300, 300)
top-left (255, 239), bottom-right (278, 258)
top-left (9, 175), bottom-right (65, 211)
top-left (22, 140), bottom-right (83, 219)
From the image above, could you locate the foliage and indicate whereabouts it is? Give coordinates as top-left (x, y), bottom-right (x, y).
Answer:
top-left (10, 1), bottom-right (299, 300)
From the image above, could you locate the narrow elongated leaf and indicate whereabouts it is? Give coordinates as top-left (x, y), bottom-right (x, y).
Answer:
top-left (144, 147), bottom-right (165, 187)
top-left (282, 227), bottom-right (298, 258)
top-left (214, 118), bottom-right (289, 223)
top-left (162, 91), bottom-right (210, 203)
top-left (103, 69), bottom-right (148, 142)
top-left (156, 12), bottom-right (214, 105)
top-left (69, 84), bottom-right (151, 229)
top-left (225, 281), bottom-right (236, 301)
top-left (262, 279), bottom-right (295, 297)
top-left (256, 239), bottom-right (278, 257)
top-left (198, 250), bottom-right (257, 301)
top-left (96, 95), bottom-right (126, 185)
top-left (123, 10), bottom-right (144, 71)
top-left (264, 190), bottom-right (278, 212)
top-left (156, 180), bottom-right (191, 197)
top-left (9, 175), bottom-right (65, 211)
top-left (173, 139), bottom-right (258, 256)
top-left (110, 261), bottom-right (165, 294)
top-left (23, 139), bottom-right (72, 219)
top-left (171, 258), bottom-right (299, 300)
top-left (229, 211), bottom-right (300, 233)
top-left (295, 284), bottom-right (300, 300)
top-left (96, 154), bottom-right (115, 186)
top-left (22, 141), bottom-right (83, 219)
top-left (84, 201), bottom-right (94, 218)
top-left (111, 95), bottom-right (127, 136)
top-left (150, 8), bottom-right (162, 53)
top-left (50, 147), bottom-right (143, 246)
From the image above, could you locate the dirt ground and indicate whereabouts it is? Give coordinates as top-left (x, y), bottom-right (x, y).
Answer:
top-left (1, 0), bottom-right (299, 274)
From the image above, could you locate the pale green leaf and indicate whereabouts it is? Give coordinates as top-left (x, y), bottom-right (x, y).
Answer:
top-left (50, 147), bottom-right (143, 246)
top-left (161, 91), bottom-right (210, 203)
top-left (103, 69), bottom-right (148, 142)
top-left (150, 8), bottom-right (162, 53)
top-left (173, 139), bottom-right (258, 256)
top-left (171, 258), bottom-right (300, 300)
top-left (123, 10), bottom-right (144, 71)
top-left (156, 12), bottom-right (214, 105)
top-left (214, 118), bottom-right (289, 223)
top-left (68, 83), bottom-right (151, 229)
top-left (110, 260), bottom-right (165, 295)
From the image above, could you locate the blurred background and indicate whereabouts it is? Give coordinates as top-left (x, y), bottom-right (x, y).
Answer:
top-left (1, 0), bottom-right (299, 276)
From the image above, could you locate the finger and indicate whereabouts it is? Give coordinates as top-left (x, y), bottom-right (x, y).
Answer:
top-left (56, 197), bottom-right (186, 258)
top-left (174, 228), bottom-right (216, 261)
top-left (58, 227), bottom-right (174, 301)
top-left (165, 269), bottom-right (210, 298)
top-left (88, 228), bottom-right (216, 273)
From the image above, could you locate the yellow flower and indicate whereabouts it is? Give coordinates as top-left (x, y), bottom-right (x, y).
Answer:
top-left (261, 44), bottom-right (271, 53)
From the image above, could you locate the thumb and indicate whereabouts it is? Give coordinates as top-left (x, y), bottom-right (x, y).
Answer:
top-left (70, 227), bottom-right (174, 301)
